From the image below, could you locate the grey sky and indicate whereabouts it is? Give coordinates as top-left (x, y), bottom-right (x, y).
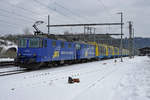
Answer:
top-left (0, 0), bottom-right (149, 37)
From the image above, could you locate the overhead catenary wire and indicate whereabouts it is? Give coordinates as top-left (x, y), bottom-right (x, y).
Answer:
top-left (97, 0), bottom-right (110, 14)
top-left (1, 0), bottom-right (40, 16)
top-left (0, 13), bottom-right (34, 23)
top-left (96, 0), bottom-right (124, 42)
top-left (54, 2), bottom-right (91, 22)
top-left (0, 1), bottom-right (45, 33)
top-left (0, 22), bottom-right (19, 29)
top-left (0, 22), bottom-right (22, 33)
top-left (96, 0), bottom-right (117, 22)
top-left (33, 0), bottom-right (82, 23)
top-left (0, 8), bottom-right (36, 22)
top-left (0, 0), bottom-right (124, 35)
top-left (0, 19), bottom-right (27, 28)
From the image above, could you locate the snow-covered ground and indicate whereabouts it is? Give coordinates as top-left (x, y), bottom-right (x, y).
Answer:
top-left (0, 58), bottom-right (14, 62)
top-left (0, 56), bottom-right (150, 100)
top-left (0, 66), bottom-right (21, 72)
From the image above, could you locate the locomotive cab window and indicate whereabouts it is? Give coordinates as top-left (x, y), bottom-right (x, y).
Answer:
top-left (29, 38), bottom-right (43, 48)
top-left (75, 44), bottom-right (81, 49)
top-left (83, 45), bottom-right (86, 48)
top-left (114, 48), bottom-right (118, 54)
top-left (44, 40), bottom-right (47, 47)
top-left (61, 42), bottom-right (64, 48)
top-left (68, 43), bottom-right (72, 48)
top-left (52, 41), bottom-right (56, 47)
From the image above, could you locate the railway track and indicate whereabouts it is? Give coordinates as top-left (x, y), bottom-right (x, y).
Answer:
top-left (0, 57), bottom-right (122, 76)
top-left (0, 68), bottom-right (26, 76)
top-left (0, 61), bottom-right (14, 66)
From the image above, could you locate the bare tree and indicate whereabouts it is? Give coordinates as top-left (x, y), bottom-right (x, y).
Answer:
top-left (64, 31), bottom-right (70, 35)
top-left (23, 27), bottom-right (32, 35)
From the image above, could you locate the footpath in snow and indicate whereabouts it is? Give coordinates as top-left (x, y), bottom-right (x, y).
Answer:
top-left (0, 56), bottom-right (150, 100)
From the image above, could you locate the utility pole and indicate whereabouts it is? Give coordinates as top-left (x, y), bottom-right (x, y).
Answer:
top-left (117, 12), bottom-right (123, 62)
top-left (128, 21), bottom-right (133, 58)
top-left (48, 15), bottom-right (50, 34)
top-left (132, 28), bottom-right (135, 58)
top-left (84, 26), bottom-right (85, 41)
top-left (93, 28), bottom-right (96, 42)
top-left (89, 27), bottom-right (92, 41)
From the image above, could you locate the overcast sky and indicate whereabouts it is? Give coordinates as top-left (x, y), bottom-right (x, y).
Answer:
top-left (0, 0), bottom-right (149, 37)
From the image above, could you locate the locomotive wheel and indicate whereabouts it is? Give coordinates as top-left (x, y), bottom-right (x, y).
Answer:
top-left (20, 62), bottom-right (45, 70)
top-left (32, 62), bottom-right (45, 70)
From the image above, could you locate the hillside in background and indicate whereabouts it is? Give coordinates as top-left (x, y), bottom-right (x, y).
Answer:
top-left (134, 37), bottom-right (150, 48)
top-left (0, 34), bottom-right (150, 50)
top-left (123, 37), bottom-right (150, 49)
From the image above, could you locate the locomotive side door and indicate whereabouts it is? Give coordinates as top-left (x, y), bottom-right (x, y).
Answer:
top-left (42, 39), bottom-right (48, 61)
top-left (75, 44), bottom-right (81, 60)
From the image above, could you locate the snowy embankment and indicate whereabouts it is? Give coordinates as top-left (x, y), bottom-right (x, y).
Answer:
top-left (0, 56), bottom-right (150, 100)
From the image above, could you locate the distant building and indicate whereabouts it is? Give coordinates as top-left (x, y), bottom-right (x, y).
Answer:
top-left (139, 47), bottom-right (150, 56)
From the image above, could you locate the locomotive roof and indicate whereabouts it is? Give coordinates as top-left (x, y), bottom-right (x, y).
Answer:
top-left (19, 34), bottom-right (99, 46)
top-left (18, 34), bottom-right (49, 38)
top-left (18, 34), bottom-right (90, 44)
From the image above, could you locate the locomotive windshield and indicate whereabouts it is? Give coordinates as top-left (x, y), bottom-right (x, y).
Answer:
top-left (18, 38), bottom-right (43, 48)
top-left (18, 38), bottom-right (27, 48)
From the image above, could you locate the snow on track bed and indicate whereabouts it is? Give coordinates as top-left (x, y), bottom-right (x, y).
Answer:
top-left (0, 56), bottom-right (150, 100)
top-left (0, 61), bottom-right (14, 66)
top-left (0, 66), bottom-right (21, 72)
top-left (0, 70), bottom-right (25, 76)
top-left (0, 58), bottom-right (14, 66)
top-left (0, 66), bottom-right (26, 76)
top-left (0, 58), bottom-right (14, 62)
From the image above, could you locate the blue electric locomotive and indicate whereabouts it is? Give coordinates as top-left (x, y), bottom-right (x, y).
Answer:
top-left (15, 36), bottom-right (96, 69)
